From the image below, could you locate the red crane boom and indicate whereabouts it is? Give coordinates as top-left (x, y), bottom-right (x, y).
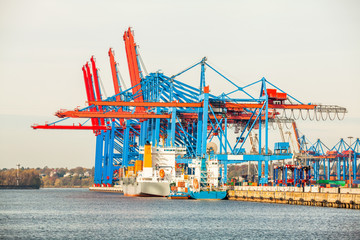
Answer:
top-left (123, 28), bottom-right (144, 112)
top-left (90, 56), bottom-right (105, 126)
top-left (108, 48), bottom-right (121, 101)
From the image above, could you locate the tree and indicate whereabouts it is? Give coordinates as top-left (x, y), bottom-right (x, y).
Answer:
top-left (54, 178), bottom-right (63, 187)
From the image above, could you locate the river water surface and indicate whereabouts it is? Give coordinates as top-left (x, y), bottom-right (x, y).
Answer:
top-left (0, 188), bottom-right (359, 239)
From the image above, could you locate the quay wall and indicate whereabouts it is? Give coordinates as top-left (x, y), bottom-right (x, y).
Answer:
top-left (89, 186), bottom-right (123, 193)
top-left (228, 187), bottom-right (360, 209)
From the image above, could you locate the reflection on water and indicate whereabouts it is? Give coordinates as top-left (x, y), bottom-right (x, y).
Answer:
top-left (0, 188), bottom-right (359, 239)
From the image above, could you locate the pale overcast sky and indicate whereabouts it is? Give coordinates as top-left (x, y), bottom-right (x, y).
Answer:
top-left (0, 0), bottom-right (359, 169)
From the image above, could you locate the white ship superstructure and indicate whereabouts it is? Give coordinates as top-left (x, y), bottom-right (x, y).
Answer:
top-left (120, 142), bottom-right (186, 197)
top-left (188, 156), bottom-right (223, 192)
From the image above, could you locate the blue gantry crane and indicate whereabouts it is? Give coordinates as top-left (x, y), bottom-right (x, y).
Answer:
top-left (32, 28), bottom-right (357, 187)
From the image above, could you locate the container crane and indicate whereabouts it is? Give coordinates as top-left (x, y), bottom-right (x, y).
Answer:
top-left (32, 28), bottom-right (356, 187)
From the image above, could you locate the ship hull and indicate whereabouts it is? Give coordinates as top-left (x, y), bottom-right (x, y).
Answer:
top-left (189, 191), bottom-right (227, 200)
top-left (121, 179), bottom-right (170, 197)
top-left (168, 192), bottom-right (190, 199)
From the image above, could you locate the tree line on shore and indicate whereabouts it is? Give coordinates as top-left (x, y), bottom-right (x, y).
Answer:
top-left (0, 166), bottom-right (94, 188)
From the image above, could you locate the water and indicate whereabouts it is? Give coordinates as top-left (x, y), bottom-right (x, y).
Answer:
top-left (0, 189), bottom-right (359, 240)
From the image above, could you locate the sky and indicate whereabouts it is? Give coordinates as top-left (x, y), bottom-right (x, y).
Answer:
top-left (0, 0), bottom-right (359, 169)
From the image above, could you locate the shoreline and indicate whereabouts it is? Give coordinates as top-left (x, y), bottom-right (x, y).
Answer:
top-left (41, 186), bottom-right (90, 189)
top-left (0, 185), bottom-right (40, 190)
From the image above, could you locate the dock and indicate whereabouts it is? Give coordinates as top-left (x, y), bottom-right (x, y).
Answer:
top-left (33, 28), bottom-right (359, 202)
top-left (228, 186), bottom-right (360, 209)
top-left (89, 186), bottom-right (123, 193)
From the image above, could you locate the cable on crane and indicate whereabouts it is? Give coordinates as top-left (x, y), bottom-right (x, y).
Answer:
top-left (328, 110), bottom-right (336, 121)
top-left (337, 111), bottom-right (345, 120)
top-left (137, 48), bottom-right (148, 76)
top-left (320, 110), bottom-right (328, 121)
top-left (290, 109), bottom-right (295, 119)
top-left (284, 121), bottom-right (292, 129)
top-left (286, 109), bottom-right (291, 120)
top-left (116, 63), bottom-right (128, 90)
top-left (300, 109), bottom-right (307, 121)
top-left (315, 109), bottom-right (321, 121)
top-left (282, 109), bottom-right (288, 119)
top-left (308, 109), bottom-right (314, 121)
top-left (289, 109), bottom-right (294, 119)
top-left (97, 69), bottom-right (108, 99)
top-left (291, 109), bottom-right (301, 120)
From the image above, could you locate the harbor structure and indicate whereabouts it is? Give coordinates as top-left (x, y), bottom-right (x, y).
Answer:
top-left (32, 28), bottom-right (358, 193)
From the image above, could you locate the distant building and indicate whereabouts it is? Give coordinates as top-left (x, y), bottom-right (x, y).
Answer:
top-left (49, 171), bottom-right (58, 177)
top-left (64, 172), bottom-right (72, 177)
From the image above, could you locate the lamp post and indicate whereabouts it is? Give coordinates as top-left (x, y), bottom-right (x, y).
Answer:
top-left (348, 136), bottom-right (353, 188)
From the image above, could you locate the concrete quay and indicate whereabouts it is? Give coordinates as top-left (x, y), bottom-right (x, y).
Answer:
top-left (89, 186), bottom-right (123, 193)
top-left (228, 186), bottom-right (360, 209)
